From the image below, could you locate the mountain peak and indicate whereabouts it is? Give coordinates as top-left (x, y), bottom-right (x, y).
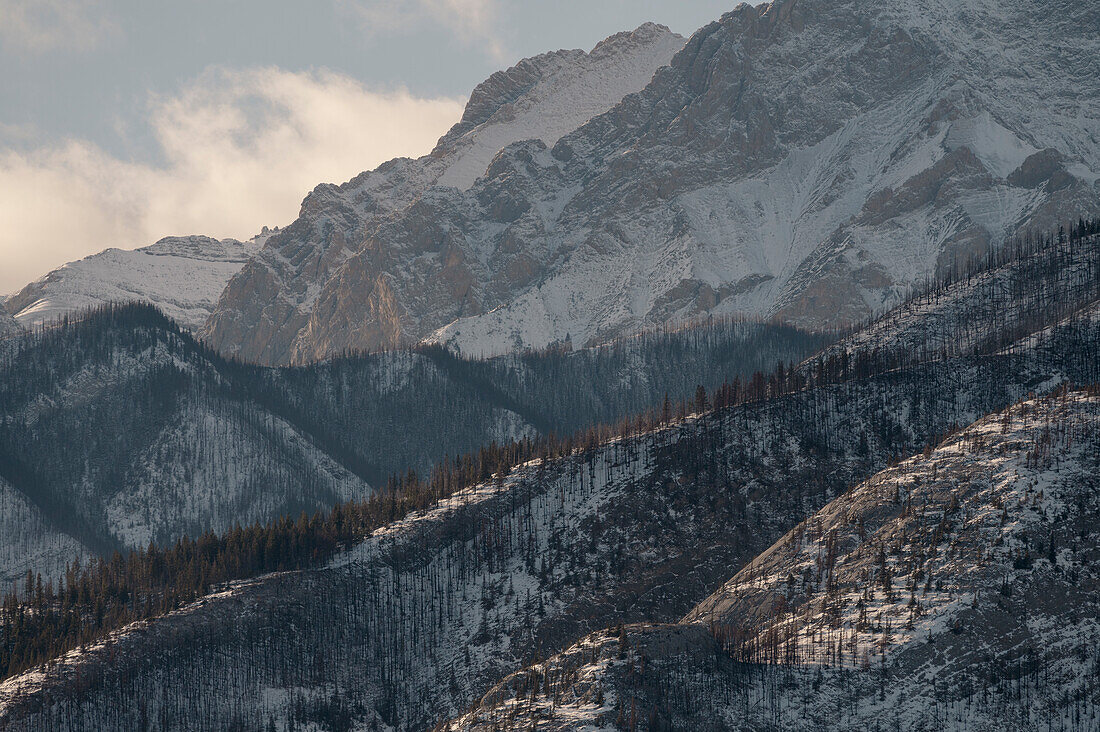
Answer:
top-left (4, 234), bottom-right (267, 331)
top-left (431, 22), bottom-right (684, 190)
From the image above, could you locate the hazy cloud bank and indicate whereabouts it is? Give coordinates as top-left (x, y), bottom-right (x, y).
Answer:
top-left (0, 67), bottom-right (462, 293)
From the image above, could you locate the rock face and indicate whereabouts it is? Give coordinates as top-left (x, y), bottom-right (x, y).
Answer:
top-left (203, 0), bottom-right (1099, 363)
top-left (201, 24), bottom-right (687, 363)
top-left (5, 233), bottom-right (271, 331)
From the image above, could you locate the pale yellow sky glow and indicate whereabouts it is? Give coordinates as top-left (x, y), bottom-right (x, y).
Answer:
top-left (0, 68), bottom-right (463, 294)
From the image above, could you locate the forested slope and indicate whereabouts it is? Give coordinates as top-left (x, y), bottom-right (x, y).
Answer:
top-left (0, 306), bottom-right (370, 584)
top-left (457, 390), bottom-right (1100, 731)
top-left (2, 224), bottom-right (1098, 729)
top-left (4, 276), bottom-right (1099, 729)
top-left (821, 220), bottom-right (1100, 365)
top-left (0, 306), bottom-right (819, 587)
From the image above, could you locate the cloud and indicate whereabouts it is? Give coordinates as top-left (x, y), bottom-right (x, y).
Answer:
top-left (339, 0), bottom-right (506, 61)
top-left (0, 0), bottom-right (118, 52)
top-left (0, 67), bottom-right (464, 294)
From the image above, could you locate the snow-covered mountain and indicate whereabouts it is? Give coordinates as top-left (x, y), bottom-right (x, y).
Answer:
top-left (203, 0), bottom-right (1099, 363)
top-left (455, 391), bottom-right (1100, 730)
top-left (433, 23), bottom-right (687, 192)
top-left (201, 23), bottom-right (687, 363)
top-left (4, 232), bottom-right (272, 331)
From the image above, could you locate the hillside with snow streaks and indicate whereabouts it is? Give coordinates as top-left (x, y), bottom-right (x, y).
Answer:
top-left (204, 0), bottom-right (1099, 363)
top-left (0, 479), bottom-right (86, 591)
top-left (2, 226), bottom-right (1098, 727)
top-left (4, 233), bottom-right (270, 332)
top-left (5, 314), bottom-right (1100, 729)
top-left (817, 228), bottom-right (1100, 365)
top-left (455, 391), bottom-right (1100, 730)
top-left (0, 306), bottom-right (371, 582)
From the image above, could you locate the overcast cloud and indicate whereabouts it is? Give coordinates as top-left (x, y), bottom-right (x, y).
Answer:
top-left (0, 0), bottom-right (119, 52)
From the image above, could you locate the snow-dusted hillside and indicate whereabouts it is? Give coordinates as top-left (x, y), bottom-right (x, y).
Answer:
top-left (205, 0), bottom-right (1100, 363)
top-left (0, 305), bottom-right (371, 585)
top-left (455, 391), bottom-right (1100, 730)
top-left (0, 306), bottom-right (821, 589)
top-left (5, 319), bottom-right (1098, 728)
top-left (0, 479), bottom-right (86, 591)
top-left (3, 226), bottom-right (1099, 729)
top-left (4, 232), bottom-right (271, 331)
top-left (818, 229), bottom-right (1100, 365)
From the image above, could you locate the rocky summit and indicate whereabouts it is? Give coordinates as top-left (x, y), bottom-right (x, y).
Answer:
top-left (201, 23), bottom-right (686, 364)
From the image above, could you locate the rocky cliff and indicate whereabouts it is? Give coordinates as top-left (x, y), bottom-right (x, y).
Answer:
top-left (201, 24), bottom-right (688, 363)
top-left (204, 0), bottom-right (1099, 363)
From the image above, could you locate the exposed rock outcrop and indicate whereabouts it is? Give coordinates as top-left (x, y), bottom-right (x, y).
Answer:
top-left (203, 24), bottom-right (686, 362)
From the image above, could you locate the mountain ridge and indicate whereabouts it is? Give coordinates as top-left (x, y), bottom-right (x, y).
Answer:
top-left (201, 23), bottom-right (686, 364)
top-left (4, 232), bottom-right (273, 332)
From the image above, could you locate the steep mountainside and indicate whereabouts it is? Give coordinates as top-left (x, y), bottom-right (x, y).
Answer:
top-left (456, 390), bottom-right (1100, 731)
top-left (4, 278), bottom-right (1099, 728)
top-left (205, 0), bottom-right (1100, 363)
top-left (0, 306), bottom-right (818, 588)
top-left (4, 233), bottom-right (271, 331)
top-left (202, 24), bottom-right (685, 363)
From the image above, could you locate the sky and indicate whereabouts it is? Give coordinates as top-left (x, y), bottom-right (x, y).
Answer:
top-left (0, 0), bottom-right (733, 294)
